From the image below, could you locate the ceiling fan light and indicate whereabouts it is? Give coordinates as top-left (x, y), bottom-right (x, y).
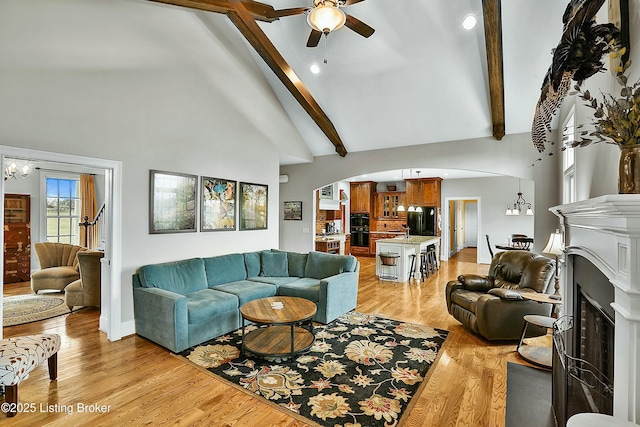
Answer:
top-left (462, 14), bottom-right (477, 30)
top-left (307, 5), bottom-right (346, 33)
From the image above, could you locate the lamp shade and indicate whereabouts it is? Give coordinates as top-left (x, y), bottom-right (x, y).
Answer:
top-left (397, 205), bottom-right (405, 212)
top-left (307, 4), bottom-right (346, 33)
top-left (542, 230), bottom-right (564, 255)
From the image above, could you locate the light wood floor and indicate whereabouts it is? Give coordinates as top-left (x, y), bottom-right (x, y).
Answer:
top-left (2, 248), bottom-right (550, 426)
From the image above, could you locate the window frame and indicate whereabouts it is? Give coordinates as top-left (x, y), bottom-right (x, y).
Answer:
top-left (40, 171), bottom-right (82, 245)
top-left (562, 108), bottom-right (577, 204)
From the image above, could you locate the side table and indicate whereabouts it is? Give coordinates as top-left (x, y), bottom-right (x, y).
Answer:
top-left (517, 314), bottom-right (556, 369)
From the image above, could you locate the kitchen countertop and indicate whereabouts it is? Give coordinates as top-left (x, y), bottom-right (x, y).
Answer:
top-left (377, 235), bottom-right (440, 244)
top-left (315, 233), bottom-right (347, 241)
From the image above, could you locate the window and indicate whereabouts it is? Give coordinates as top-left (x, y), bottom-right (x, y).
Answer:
top-left (562, 110), bottom-right (577, 204)
top-left (46, 177), bottom-right (81, 244)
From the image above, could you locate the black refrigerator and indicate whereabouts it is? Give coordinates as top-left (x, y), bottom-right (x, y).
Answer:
top-left (407, 207), bottom-right (437, 236)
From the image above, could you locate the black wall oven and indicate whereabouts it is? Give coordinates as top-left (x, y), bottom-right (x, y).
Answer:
top-left (350, 214), bottom-right (370, 247)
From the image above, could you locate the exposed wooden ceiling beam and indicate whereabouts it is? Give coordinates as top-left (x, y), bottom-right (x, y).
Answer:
top-left (148, 0), bottom-right (348, 156)
top-left (227, 4), bottom-right (347, 156)
top-left (482, 0), bottom-right (505, 140)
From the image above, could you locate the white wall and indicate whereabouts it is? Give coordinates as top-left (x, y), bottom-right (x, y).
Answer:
top-left (555, 0), bottom-right (640, 199)
top-left (0, 1), bottom-right (307, 329)
top-left (280, 133), bottom-right (560, 256)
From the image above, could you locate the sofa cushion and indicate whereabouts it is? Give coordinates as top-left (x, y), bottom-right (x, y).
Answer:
top-left (249, 276), bottom-right (300, 287)
top-left (272, 250), bottom-right (308, 278)
top-left (203, 254), bottom-right (247, 286)
top-left (495, 251), bottom-right (536, 283)
top-left (31, 266), bottom-right (79, 281)
top-left (261, 251), bottom-right (289, 277)
top-left (186, 289), bottom-right (239, 324)
top-left (138, 258), bottom-right (206, 295)
top-left (450, 289), bottom-right (481, 313)
top-left (211, 280), bottom-right (277, 305)
top-left (496, 279), bottom-right (521, 290)
top-left (243, 252), bottom-right (261, 278)
top-left (277, 278), bottom-right (321, 302)
top-left (520, 256), bottom-right (555, 293)
top-left (304, 252), bottom-right (356, 280)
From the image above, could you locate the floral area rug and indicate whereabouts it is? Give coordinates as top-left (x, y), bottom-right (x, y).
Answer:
top-left (177, 311), bottom-right (449, 427)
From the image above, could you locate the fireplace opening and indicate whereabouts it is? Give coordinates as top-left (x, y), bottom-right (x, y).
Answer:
top-left (552, 255), bottom-right (615, 427)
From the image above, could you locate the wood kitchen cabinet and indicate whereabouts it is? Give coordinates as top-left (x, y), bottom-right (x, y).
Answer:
top-left (375, 192), bottom-right (406, 219)
top-left (369, 233), bottom-right (398, 255)
top-left (316, 240), bottom-right (340, 254)
top-left (4, 194), bottom-right (31, 284)
top-left (350, 181), bottom-right (376, 213)
top-left (405, 178), bottom-right (442, 207)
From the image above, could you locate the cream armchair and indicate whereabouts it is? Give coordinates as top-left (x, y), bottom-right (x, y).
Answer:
top-left (65, 251), bottom-right (103, 310)
top-left (31, 242), bottom-right (88, 293)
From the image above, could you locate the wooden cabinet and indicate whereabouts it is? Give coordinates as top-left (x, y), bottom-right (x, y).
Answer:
top-left (4, 194), bottom-right (31, 284)
top-left (345, 234), bottom-right (351, 255)
top-left (316, 240), bottom-right (340, 254)
top-left (350, 182), bottom-right (376, 213)
top-left (325, 209), bottom-right (341, 220)
top-left (350, 245), bottom-right (369, 256)
top-left (405, 178), bottom-right (442, 207)
top-left (369, 233), bottom-right (397, 255)
top-left (375, 192), bottom-right (406, 219)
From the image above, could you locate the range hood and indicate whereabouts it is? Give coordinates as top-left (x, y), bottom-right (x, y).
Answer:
top-left (319, 199), bottom-right (341, 210)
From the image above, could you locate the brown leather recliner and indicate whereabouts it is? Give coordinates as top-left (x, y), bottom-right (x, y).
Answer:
top-left (445, 250), bottom-right (556, 341)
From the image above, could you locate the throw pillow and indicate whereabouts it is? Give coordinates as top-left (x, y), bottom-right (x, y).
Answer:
top-left (261, 251), bottom-right (289, 277)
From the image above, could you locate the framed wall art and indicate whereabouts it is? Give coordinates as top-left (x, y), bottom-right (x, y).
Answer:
top-left (284, 201), bottom-right (302, 220)
top-left (319, 184), bottom-right (334, 199)
top-left (201, 177), bottom-right (236, 231)
top-left (239, 182), bottom-right (268, 230)
top-left (149, 170), bottom-right (197, 234)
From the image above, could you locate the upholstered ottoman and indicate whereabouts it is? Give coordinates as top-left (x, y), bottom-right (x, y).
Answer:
top-left (0, 334), bottom-right (61, 417)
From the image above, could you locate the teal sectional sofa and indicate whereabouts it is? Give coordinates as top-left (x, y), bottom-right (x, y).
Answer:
top-left (132, 250), bottom-right (360, 352)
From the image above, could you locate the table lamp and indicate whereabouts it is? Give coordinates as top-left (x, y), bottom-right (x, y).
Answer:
top-left (542, 229), bottom-right (564, 298)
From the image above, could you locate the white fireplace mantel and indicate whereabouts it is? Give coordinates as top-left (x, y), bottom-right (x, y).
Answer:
top-left (550, 195), bottom-right (640, 424)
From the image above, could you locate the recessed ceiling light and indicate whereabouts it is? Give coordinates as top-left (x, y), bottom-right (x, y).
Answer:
top-left (310, 64), bottom-right (320, 74)
top-left (462, 14), bottom-right (477, 30)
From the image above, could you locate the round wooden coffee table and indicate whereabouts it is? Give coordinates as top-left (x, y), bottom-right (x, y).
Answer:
top-left (240, 296), bottom-right (316, 360)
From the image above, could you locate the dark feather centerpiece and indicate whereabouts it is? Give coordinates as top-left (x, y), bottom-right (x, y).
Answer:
top-left (531, 0), bottom-right (622, 154)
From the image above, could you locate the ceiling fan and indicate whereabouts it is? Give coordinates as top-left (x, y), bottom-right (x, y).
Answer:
top-left (269, 0), bottom-right (375, 47)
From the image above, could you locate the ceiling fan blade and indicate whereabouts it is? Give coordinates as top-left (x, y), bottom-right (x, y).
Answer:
top-left (306, 30), bottom-right (322, 48)
top-left (345, 14), bottom-right (375, 38)
top-left (342, 0), bottom-right (366, 5)
top-left (268, 7), bottom-right (309, 19)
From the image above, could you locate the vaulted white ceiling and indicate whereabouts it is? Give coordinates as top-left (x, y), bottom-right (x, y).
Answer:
top-left (252, 0), bottom-right (568, 161)
top-left (1, 0), bottom-right (574, 167)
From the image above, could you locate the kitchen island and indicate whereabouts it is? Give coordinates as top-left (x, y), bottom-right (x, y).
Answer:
top-left (375, 236), bottom-right (440, 282)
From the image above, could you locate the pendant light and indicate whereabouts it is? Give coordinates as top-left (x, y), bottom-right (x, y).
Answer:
top-left (505, 179), bottom-right (534, 216)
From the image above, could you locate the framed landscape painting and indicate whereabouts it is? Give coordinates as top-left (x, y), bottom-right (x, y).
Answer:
top-left (284, 201), bottom-right (302, 220)
top-left (149, 170), bottom-right (197, 234)
top-left (201, 177), bottom-right (236, 231)
top-left (239, 182), bottom-right (268, 230)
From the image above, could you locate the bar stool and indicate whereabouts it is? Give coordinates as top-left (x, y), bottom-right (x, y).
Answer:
top-left (419, 250), bottom-right (429, 281)
top-left (427, 244), bottom-right (438, 273)
top-left (379, 252), bottom-right (400, 281)
top-left (408, 253), bottom-right (416, 281)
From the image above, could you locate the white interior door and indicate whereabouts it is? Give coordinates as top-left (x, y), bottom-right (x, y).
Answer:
top-left (465, 202), bottom-right (478, 247)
